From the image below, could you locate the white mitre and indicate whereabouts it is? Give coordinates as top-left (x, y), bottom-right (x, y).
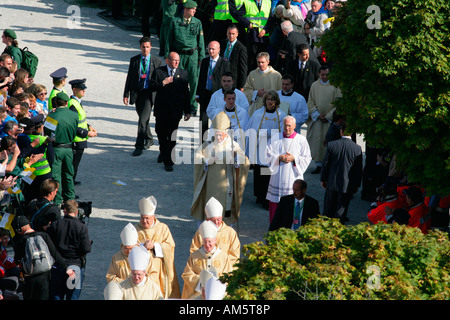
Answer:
top-left (128, 245), bottom-right (150, 271)
top-left (199, 220), bottom-right (218, 239)
top-left (139, 195), bottom-right (157, 216)
top-left (120, 223), bottom-right (138, 246)
top-left (205, 196), bottom-right (223, 218)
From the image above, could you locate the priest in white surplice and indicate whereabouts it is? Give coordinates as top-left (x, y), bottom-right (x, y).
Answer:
top-left (246, 90), bottom-right (286, 209)
top-left (266, 115), bottom-right (312, 222)
top-left (209, 89), bottom-right (249, 151)
top-left (207, 72), bottom-right (249, 121)
top-left (277, 74), bottom-right (308, 132)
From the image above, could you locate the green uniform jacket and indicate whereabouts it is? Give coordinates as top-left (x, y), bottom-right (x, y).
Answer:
top-left (165, 16), bottom-right (205, 62)
top-left (43, 107), bottom-right (79, 144)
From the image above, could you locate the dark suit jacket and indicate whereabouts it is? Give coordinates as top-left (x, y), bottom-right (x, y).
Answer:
top-left (321, 137), bottom-right (363, 194)
top-left (286, 57), bottom-right (321, 100)
top-left (220, 39), bottom-right (248, 89)
top-left (149, 65), bottom-right (190, 120)
top-left (283, 31), bottom-right (309, 67)
top-left (269, 194), bottom-right (320, 231)
top-left (197, 56), bottom-right (230, 98)
top-left (123, 54), bottom-right (164, 105)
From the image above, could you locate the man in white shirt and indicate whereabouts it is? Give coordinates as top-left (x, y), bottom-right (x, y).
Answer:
top-left (207, 72), bottom-right (249, 121)
top-left (277, 74), bottom-right (308, 132)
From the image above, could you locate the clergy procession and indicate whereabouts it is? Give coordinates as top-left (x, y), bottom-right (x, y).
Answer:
top-left (0, 0), bottom-right (448, 301)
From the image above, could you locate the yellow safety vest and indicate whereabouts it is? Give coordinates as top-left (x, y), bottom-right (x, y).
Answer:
top-left (27, 135), bottom-right (51, 176)
top-left (68, 98), bottom-right (88, 143)
top-left (48, 88), bottom-right (67, 111)
top-left (243, 0), bottom-right (271, 35)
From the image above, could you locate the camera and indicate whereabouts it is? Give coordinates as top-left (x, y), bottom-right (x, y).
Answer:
top-left (304, 17), bottom-right (316, 28)
top-left (77, 201), bottom-right (92, 224)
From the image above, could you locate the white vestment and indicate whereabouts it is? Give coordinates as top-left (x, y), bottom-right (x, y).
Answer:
top-left (246, 108), bottom-right (286, 166)
top-left (265, 132), bottom-right (312, 203)
top-left (207, 88), bottom-right (249, 120)
top-left (277, 90), bottom-right (308, 131)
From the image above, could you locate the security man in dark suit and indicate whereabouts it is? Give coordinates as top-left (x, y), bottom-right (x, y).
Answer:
top-left (269, 179), bottom-right (320, 231)
top-left (220, 24), bottom-right (248, 90)
top-left (123, 36), bottom-right (164, 156)
top-left (320, 121), bottom-right (363, 224)
top-left (286, 43), bottom-right (320, 101)
top-left (197, 40), bottom-right (230, 141)
top-left (149, 52), bottom-right (191, 172)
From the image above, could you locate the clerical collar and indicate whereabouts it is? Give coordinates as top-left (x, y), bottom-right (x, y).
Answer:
top-left (283, 131), bottom-right (297, 139)
top-left (281, 90), bottom-right (294, 96)
top-left (265, 107), bottom-right (276, 113)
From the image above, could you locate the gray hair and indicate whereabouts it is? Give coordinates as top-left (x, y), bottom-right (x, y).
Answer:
top-left (284, 115), bottom-right (296, 124)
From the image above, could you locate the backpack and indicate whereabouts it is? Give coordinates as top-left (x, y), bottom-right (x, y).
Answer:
top-left (22, 234), bottom-right (54, 275)
top-left (20, 47), bottom-right (39, 78)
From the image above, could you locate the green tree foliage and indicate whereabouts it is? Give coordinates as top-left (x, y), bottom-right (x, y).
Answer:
top-left (319, 0), bottom-right (450, 195)
top-left (221, 217), bottom-right (450, 300)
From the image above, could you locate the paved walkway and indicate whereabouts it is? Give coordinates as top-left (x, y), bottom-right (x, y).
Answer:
top-left (1, 0), bottom-right (371, 300)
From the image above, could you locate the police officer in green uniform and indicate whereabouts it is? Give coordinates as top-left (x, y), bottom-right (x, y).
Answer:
top-left (68, 78), bottom-right (97, 185)
top-left (165, 0), bottom-right (205, 116)
top-left (47, 67), bottom-right (68, 111)
top-left (43, 92), bottom-right (78, 205)
top-left (159, 0), bottom-right (179, 56)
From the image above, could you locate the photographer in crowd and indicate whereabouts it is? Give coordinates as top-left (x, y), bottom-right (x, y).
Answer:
top-left (47, 199), bottom-right (92, 300)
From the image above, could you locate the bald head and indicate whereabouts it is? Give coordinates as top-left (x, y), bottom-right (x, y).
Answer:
top-left (208, 41), bottom-right (220, 59)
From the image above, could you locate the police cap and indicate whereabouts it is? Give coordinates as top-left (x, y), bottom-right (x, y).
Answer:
top-left (184, 0), bottom-right (198, 8)
top-left (50, 67), bottom-right (68, 80)
top-left (69, 78), bottom-right (87, 90)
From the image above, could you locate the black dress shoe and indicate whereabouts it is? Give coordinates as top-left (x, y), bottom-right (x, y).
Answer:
top-left (132, 148), bottom-right (143, 156)
top-left (144, 139), bottom-right (154, 150)
top-left (164, 165), bottom-right (173, 172)
top-left (311, 166), bottom-right (321, 174)
top-left (157, 154), bottom-right (163, 163)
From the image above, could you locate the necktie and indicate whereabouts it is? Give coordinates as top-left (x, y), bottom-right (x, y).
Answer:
top-left (139, 57), bottom-right (147, 90)
top-left (292, 200), bottom-right (303, 230)
top-left (171, 68), bottom-right (175, 77)
top-left (206, 60), bottom-right (215, 91)
top-left (257, 0), bottom-right (261, 10)
top-left (225, 42), bottom-right (232, 60)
